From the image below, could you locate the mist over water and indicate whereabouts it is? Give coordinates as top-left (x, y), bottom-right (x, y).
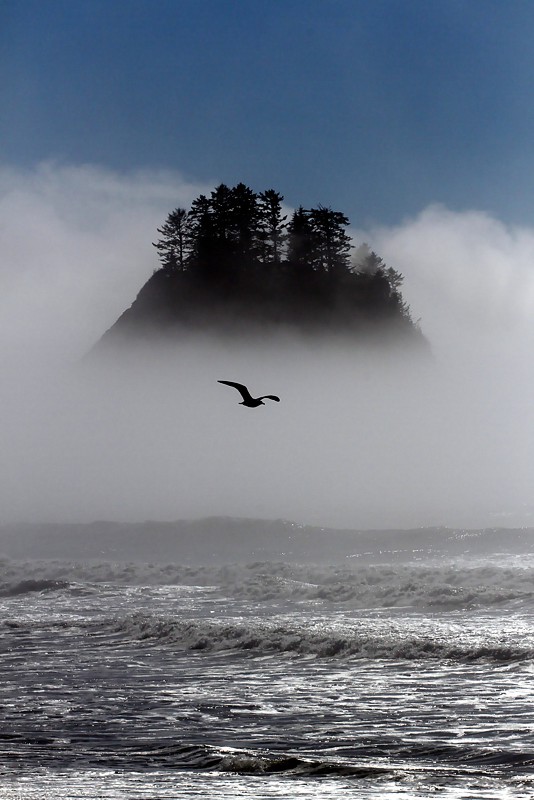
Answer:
top-left (1, 164), bottom-right (533, 529)
top-left (3, 168), bottom-right (534, 800)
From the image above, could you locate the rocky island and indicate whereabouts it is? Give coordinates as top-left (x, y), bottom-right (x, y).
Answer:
top-left (95, 182), bottom-right (427, 350)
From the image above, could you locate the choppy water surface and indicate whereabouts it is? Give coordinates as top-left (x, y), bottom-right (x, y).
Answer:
top-left (1, 555), bottom-right (534, 799)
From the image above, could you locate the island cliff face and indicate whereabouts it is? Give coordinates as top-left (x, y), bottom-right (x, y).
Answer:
top-left (95, 182), bottom-right (428, 351)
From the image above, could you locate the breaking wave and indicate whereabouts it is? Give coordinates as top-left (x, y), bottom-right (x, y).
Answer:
top-left (93, 613), bottom-right (534, 662)
top-left (96, 741), bottom-right (396, 776)
top-left (2, 734), bottom-right (533, 775)
top-left (0, 578), bottom-right (70, 597)
top-left (120, 737), bottom-right (534, 778)
top-left (1, 557), bottom-right (534, 610)
top-left (125, 739), bottom-right (534, 773)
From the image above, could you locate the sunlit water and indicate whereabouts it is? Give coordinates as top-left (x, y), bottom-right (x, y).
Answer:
top-left (1, 556), bottom-right (533, 799)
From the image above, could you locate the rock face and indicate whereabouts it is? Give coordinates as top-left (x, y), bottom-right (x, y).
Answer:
top-left (94, 266), bottom-right (429, 353)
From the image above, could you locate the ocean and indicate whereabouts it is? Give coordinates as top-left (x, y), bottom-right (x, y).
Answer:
top-left (1, 521), bottom-right (533, 799)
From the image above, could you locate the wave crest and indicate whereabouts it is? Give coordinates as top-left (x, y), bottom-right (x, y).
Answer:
top-left (0, 578), bottom-right (70, 597)
top-left (1, 558), bottom-right (534, 609)
top-left (94, 613), bottom-right (534, 662)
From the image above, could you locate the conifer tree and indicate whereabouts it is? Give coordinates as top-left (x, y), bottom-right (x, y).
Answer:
top-left (355, 245), bottom-right (405, 294)
top-left (209, 184), bottom-right (234, 245)
top-left (187, 194), bottom-right (215, 269)
top-left (307, 205), bottom-right (352, 275)
top-left (354, 244), bottom-right (384, 275)
top-left (257, 189), bottom-right (287, 265)
top-left (229, 183), bottom-right (260, 264)
top-left (152, 208), bottom-right (191, 272)
top-left (354, 245), bottom-right (411, 319)
top-left (190, 183), bottom-right (262, 275)
top-left (287, 206), bottom-right (316, 268)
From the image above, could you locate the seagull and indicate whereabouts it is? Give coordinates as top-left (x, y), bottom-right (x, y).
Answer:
top-left (218, 380), bottom-right (280, 408)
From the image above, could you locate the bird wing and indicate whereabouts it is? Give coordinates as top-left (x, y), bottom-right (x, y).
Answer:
top-left (218, 380), bottom-right (254, 403)
top-left (262, 395), bottom-right (280, 402)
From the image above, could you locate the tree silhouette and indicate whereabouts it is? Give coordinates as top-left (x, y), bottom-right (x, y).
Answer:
top-left (307, 206), bottom-right (352, 276)
top-left (228, 183), bottom-right (261, 269)
top-left (257, 189), bottom-right (287, 265)
top-left (146, 183), bottom-right (419, 337)
top-left (152, 208), bottom-right (191, 272)
top-left (287, 206), bottom-right (316, 270)
top-left (187, 193), bottom-right (216, 278)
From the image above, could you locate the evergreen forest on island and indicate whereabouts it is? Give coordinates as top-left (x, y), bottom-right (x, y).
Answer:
top-left (102, 182), bottom-right (425, 345)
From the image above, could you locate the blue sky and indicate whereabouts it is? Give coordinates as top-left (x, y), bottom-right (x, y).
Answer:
top-left (3, 0), bottom-right (534, 226)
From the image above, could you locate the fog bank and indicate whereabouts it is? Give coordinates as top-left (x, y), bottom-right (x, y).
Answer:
top-left (0, 164), bottom-right (532, 528)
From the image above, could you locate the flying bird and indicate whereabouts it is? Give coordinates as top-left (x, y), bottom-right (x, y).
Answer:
top-left (218, 380), bottom-right (280, 408)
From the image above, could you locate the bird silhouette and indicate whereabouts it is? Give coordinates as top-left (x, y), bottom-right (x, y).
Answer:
top-left (218, 380), bottom-right (280, 407)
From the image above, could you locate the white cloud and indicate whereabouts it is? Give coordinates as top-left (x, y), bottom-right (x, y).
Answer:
top-left (0, 161), bottom-right (210, 364)
top-left (359, 204), bottom-right (534, 349)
